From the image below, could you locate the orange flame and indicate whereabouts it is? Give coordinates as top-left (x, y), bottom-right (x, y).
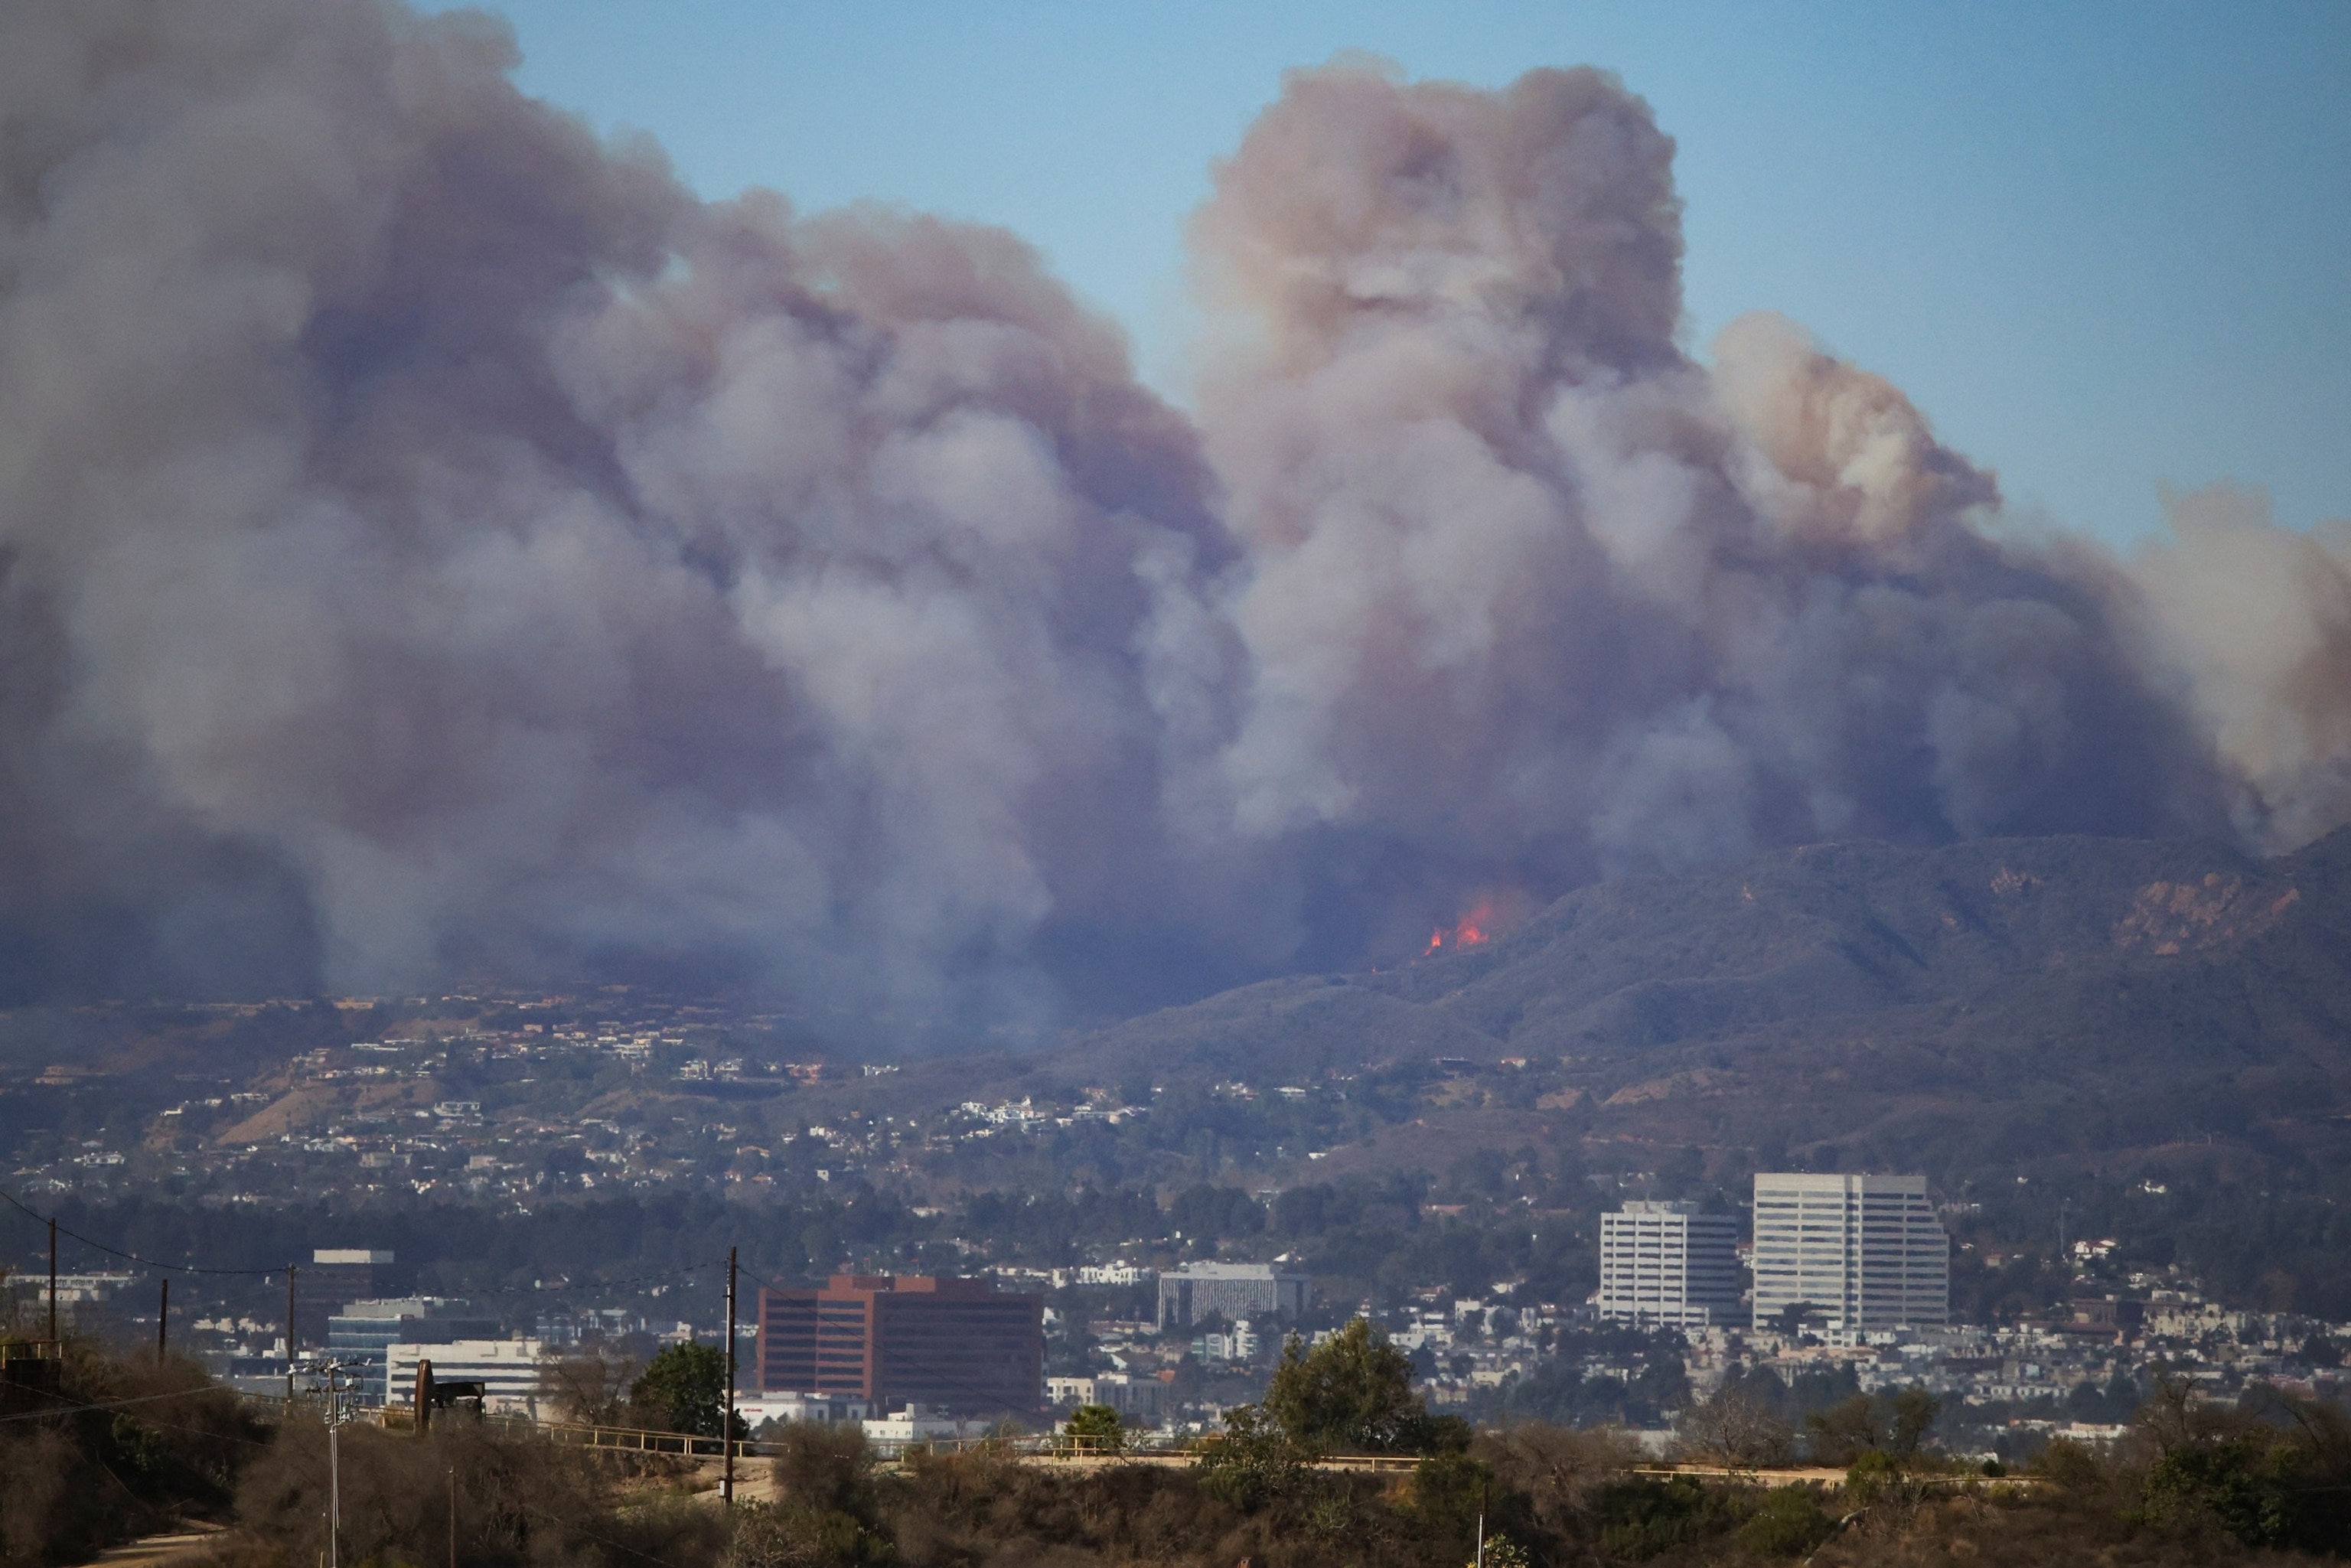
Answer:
top-left (1423, 898), bottom-right (1504, 955)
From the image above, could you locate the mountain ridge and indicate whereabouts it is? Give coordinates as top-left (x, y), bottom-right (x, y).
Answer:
top-left (1078, 829), bottom-right (2351, 1176)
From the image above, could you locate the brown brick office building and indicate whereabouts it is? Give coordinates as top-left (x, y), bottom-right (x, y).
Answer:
top-left (755, 1274), bottom-right (1042, 1416)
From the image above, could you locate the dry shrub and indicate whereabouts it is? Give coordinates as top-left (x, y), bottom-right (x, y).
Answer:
top-left (0, 1429), bottom-right (77, 1567)
top-left (739, 1423), bottom-right (890, 1567)
top-left (0, 1341), bottom-right (262, 1566)
top-left (537, 1353), bottom-right (639, 1427)
top-left (885, 1454), bottom-right (1505, 1568)
top-left (232, 1416), bottom-right (725, 1568)
top-left (1673, 1387), bottom-right (1797, 1469)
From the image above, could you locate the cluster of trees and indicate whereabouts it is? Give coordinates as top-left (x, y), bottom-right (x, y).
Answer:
top-left (1469, 1324), bottom-right (1694, 1429)
top-left (1675, 1381), bottom-right (1942, 1472)
top-left (20, 1307), bottom-right (2351, 1568)
top-left (2053, 1378), bottom-right (2351, 1556)
top-left (538, 1342), bottom-right (742, 1439)
top-left (212, 1366), bottom-right (2351, 1568)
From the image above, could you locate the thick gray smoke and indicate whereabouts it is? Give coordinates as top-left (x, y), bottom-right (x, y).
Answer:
top-left (1189, 63), bottom-right (2259, 960)
top-left (0, 9), bottom-right (2340, 1020)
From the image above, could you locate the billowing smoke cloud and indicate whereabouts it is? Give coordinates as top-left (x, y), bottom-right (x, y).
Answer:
top-left (0, 0), bottom-right (1242, 1016)
top-left (0, 9), bottom-right (2340, 1021)
top-left (1189, 62), bottom-right (2255, 960)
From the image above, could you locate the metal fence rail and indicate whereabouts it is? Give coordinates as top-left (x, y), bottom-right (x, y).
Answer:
top-left (249, 1398), bottom-right (1428, 1474)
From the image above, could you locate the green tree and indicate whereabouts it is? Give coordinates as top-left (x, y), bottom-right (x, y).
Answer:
top-left (1804, 1387), bottom-right (1939, 1468)
top-left (1734, 1485), bottom-right (1837, 1557)
top-left (1844, 1448), bottom-right (1906, 1508)
top-left (1064, 1403), bottom-right (1124, 1454)
top-left (1475, 1537), bottom-right (1531, 1568)
top-left (1805, 1396), bottom-right (1880, 1468)
top-left (2141, 1439), bottom-right (2297, 1550)
top-left (1593, 1474), bottom-right (1739, 1560)
top-left (629, 1341), bottom-right (735, 1438)
top-left (1193, 1402), bottom-right (1305, 1511)
top-left (1407, 1448), bottom-right (1493, 1538)
top-left (1263, 1318), bottom-right (1433, 1454)
top-left (1886, 1387), bottom-right (1940, 1457)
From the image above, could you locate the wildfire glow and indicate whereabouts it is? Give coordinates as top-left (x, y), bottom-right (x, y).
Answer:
top-left (1424, 900), bottom-right (1502, 954)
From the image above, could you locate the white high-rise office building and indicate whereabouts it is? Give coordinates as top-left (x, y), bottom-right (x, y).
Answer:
top-left (1598, 1201), bottom-right (1743, 1327)
top-left (1749, 1173), bottom-right (1948, 1334)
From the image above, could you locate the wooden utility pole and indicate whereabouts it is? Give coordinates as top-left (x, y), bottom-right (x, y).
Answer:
top-left (46, 1217), bottom-right (57, 1342)
top-left (158, 1277), bottom-right (169, 1364)
top-left (447, 1465), bottom-right (456, 1568)
top-left (285, 1265), bottom-right (298, 1408)
top-left (416, 1358), bottom-right (434, 1435)
top-left (723, 1247), bottom-right (739, 1508)
top-left (327, 1361), bottom-right (342, 1568)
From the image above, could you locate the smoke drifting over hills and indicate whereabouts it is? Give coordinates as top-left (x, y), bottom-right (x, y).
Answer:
top-left (1, 2), bottom-right (2346, 1020)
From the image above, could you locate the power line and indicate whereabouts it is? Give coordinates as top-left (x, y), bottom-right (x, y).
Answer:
top-left (463, 1260), bottom-right (731, 1298)
top-left (0, 1390), bottom-right (725, 1568)
top-left (0, 1182), bottom-right (729, 1295)
top-left (0, 1184), bottom-right (279, 1276)
top-left (0, 1383), bottom-right (257, 1426)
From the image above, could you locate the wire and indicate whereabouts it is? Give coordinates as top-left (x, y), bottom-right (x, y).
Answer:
top-left (0, 1181), bottom-right (729, 1295)
top-left (0, 1184), bottom-right (279, 1276)
top-left (0, 1387), bottom-right (719, 1568)
top-left (0, 1382), bottom-right (255, 1426)
top-left (508, 1491), bottom-right (714, 1568)
top-left (457, 1259), bottom-right (731, 1299)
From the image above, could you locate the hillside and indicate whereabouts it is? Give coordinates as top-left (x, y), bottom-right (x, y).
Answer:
top-left (1081, 830), bottom-right (2351, 1179)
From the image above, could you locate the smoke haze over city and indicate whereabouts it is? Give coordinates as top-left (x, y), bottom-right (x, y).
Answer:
top-left (2, 0), bottom-right (2348, 1025)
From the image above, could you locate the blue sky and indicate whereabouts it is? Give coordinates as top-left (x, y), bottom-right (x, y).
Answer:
top-left (441, 0), bottom-right (2351, 548)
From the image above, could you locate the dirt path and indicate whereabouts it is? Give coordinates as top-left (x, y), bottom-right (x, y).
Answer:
top-left (73, 1524), bottom-right (225, 1568)
top-left (682, 1456), bottom-right (779, 1505)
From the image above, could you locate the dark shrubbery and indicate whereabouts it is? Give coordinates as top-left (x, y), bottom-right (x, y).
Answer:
top-left (25, 1328), bottom-right (2351, 1568)
top-left (1802, 1388), bottom-right (1941, 1469)
top-left (735, 1423), bottom-right (892, 1567)
top-left (2126, 1381), bottom-right (2351, 1555)
top-left (0, 1340), bottom-right (261, 1567)
top-left (1733, 1485), bottom-right (1838, 1557)
top-left (1590, 1474), bottom-right (1746, 1561)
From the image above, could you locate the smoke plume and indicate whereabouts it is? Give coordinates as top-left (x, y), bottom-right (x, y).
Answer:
top-left (0, 8), bottom-right (2340, 1022)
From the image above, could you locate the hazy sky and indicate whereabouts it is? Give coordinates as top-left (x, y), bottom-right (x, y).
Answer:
top-left (432, 1), bottom-right (2351, 547)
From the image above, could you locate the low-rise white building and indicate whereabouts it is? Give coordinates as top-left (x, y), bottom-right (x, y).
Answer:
top-left (1075, 1261), bottom-right (1154, 1287)
top-left (386, 1338), bottom-right (544, 1416)
top-left (860, 1404), bottom-right (990, 1449)
top-left (1045, 1373), bottom-right (1166, 1422)
top-left (739, 1392), bottom-right (870, 1428)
